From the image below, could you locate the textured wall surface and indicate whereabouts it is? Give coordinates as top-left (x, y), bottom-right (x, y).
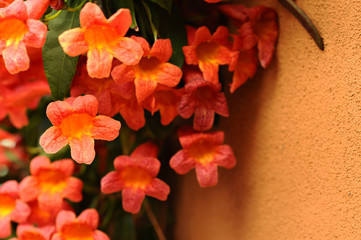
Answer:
top-left (174, 0), bottom-right (361, 239)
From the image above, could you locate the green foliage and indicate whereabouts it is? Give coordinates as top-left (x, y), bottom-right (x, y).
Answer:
top-left (43, 0), bottom-right (81, 101)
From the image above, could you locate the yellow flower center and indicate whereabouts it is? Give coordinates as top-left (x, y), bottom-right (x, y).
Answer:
top-left (196, 41), bottom-right (220, 62)
top-left (84, 25), bottom-right (121, 50)
top-left (120, 166), bottom-right (152, 189)
top-left (0, 194), bottom-right (15, 217)
top-left (62, 222), bottom-right (93, 240)
top-left (22, 231), bottom-right (45, 240)
top-left (135, 56), bottom-right (162, 79)
top-left (37, 169), bottom-right (67, 194)
top-left (0, 18), bottom-right (28, 47)
top-left (59, 113), bottom-right (94, 139)
top-left (188, 140), bottom-right (217, 164)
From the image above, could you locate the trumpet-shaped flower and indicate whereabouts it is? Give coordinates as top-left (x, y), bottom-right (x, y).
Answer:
top-left (58, 2), bottom-right (143, 78)
top-left (178, 67), bottom-right (228, 131)
top-left (51, 209), bottom-right (109, 240)
top-left (19, 156), bottom-right (83, 213)
top-left (228, 35), bottom-right (258, 93)
top-left (0, 47), bottom-right (50, 128)
top-left (112, 37), bottom-right (182, 103)
top-left (170, 128), bottom-right (236, 187)
top-left (142, 85), bottom-right (184, 126)
top-left (182, 26), bottom-right (235, 84)
top-left (101, 142), bottom-right (170, 213)
top-left (219, 4), bottom-right (278, 68)
top-left (0, 180), bottom-right (30, 239)
top-left (0, 0), bottom-right (47, 74)
top-left (12, 224), bottom-right (55, 240)
top-left (39, 95), bottom-right (121, 164)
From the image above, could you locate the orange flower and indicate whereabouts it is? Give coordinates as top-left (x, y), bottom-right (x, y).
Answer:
top-left (26, 200), bottom-right (73, 227)
top-left (112, 36), bottom-right (182, 103)
top-left (170, 128), bottom-right (236, 187)
top-left (58, 2), bottom-right (143, 78)
top-left (12, 225), bottom-right (55, 240)
top-left (51, 209), bottom-right (109, 240)
top-left (19, 156), bottom-right (83, 213)
top-left (142, 85), bottom-right (184, 126)
top-left (228, 35), bottom-right (258, 93)
top-left (39, 95), bottom-right (121, 164)
top-left (178, 66), bottom-right (228, 131)
top-left (0, 180), bottom-right (30, 239)
top-left (0, 47), bottom-right (50, 128)
top-left (70, 57), bottom-right (146, 130)
top-left (219, 4), bottom-right (278, 68)
top-left (0, 0), bottom-right (47, 74)
top-left (101, 142), bottom-right (170, 213)
top-left (182, 26), bottom-right (235, 84)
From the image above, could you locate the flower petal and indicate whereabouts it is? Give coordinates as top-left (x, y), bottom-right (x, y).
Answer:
top-left (39, 126), bottom-right (68, 154)
top-left (72, 94), bottom-right (98, 117)
top-left (194, 26), bottom-right (211, 45)
top-left (25, 0), bottom-right (50, 20)
top-left (144, 178), bottom-right (170, 201)
top-left (78, 209), bottom-right (98, 230)
top-left (23, 19), bottom-right (47, 48)
top-left (122, 188), bottom-right (145, 214)
top-left (0, 217), bottom-right (11, 239)
top-left (134, 78), bottom-right (157, 103)
top-left (38, 193), bottom-right (62, 213)
top-left (0, 180), bottom-right (19, 196)
top-left (100, 171), bottom-right (124, 194)
top-left (113, 37), bottom-right (143, 65)
top-left (8, 107), bottom-right (28, 128)
top-left (107, 8), bottom-right (131, 37)
top-left (149, 39), bottom-right (172, 62)
top-left (63, 177), bottom-right (83, 202)
top-left (3, 42), bottom-right (29, 74)
top-left (29, 156), bottom-right (50, 175)
top-left (46, 100), bottom-right (73, 126)
top-left (19, 176), bottom-right (40, 202)
top-left (1, 0), bottom-right (27, 21)
top-left (113, 156), bottom-right (132, 171)
top-left (214, 145), bottom-right (236, 169)
top-left (131, 142), bottom-right (158, 158)
top-left (156, 63), bottom-right (182, 87)
top-left (58, 28), bottom-right (89, 57)
top-left (195, 163), bottom-right (218, 187)
top-left (11, 199), bottom-right (30, 223)
top-left (69, 135), bottom-right (95, 165)
top-left (169, 150), bottom-right (195, 174)
top-left (90, 115), bottom-right (120, 141)
top-left (198, 61), bottom-right (219, 84)
top-left (193, 107), bottom-right (214, 131)
top-left (93, 230), bottom-right (110, 240)
top-left (80, 2), bottom-right (107, 28)
top-left (52, 159), bottom-right (74, 177)
top-left (111, 64), bottom-right (135, 84)
top-left (87, 48), bottom-right (113, 78)
top-left (55, 210), bottom-right (76, 231)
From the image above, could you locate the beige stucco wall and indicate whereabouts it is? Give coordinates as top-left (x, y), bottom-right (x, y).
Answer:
top-left (174, 0), bottom-right (361, 239)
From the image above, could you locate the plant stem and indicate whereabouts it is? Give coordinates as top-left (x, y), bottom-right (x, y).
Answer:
top-left (144, 198), bottom-right (166, 240)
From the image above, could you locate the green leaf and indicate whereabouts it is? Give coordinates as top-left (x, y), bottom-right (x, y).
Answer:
top-left (109, 0), bottom-right (138, 30)
top-left (43, 0), bottom-right (81, 101)
top-left (278, 0), bottom-right (324, 50)
top-left (146, 0), bottom-right (173, 14)
top-left (150, 2), bottom-right (187, 68)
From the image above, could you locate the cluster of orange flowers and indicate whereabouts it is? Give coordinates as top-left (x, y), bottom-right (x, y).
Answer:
top-left (0, 0), bottom-right (278, 238)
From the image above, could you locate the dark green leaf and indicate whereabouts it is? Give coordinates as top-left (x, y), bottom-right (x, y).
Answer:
top-left (278, 0), bottom-right (324, 50)
top-left (43, 0), bottom-right (81, 101)
top-left (150, 2), bottom-right (187, 68)
top-left (146, 0), bottom-right (173, 14)
top-left (109, 0), bottom-right (138, 30)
